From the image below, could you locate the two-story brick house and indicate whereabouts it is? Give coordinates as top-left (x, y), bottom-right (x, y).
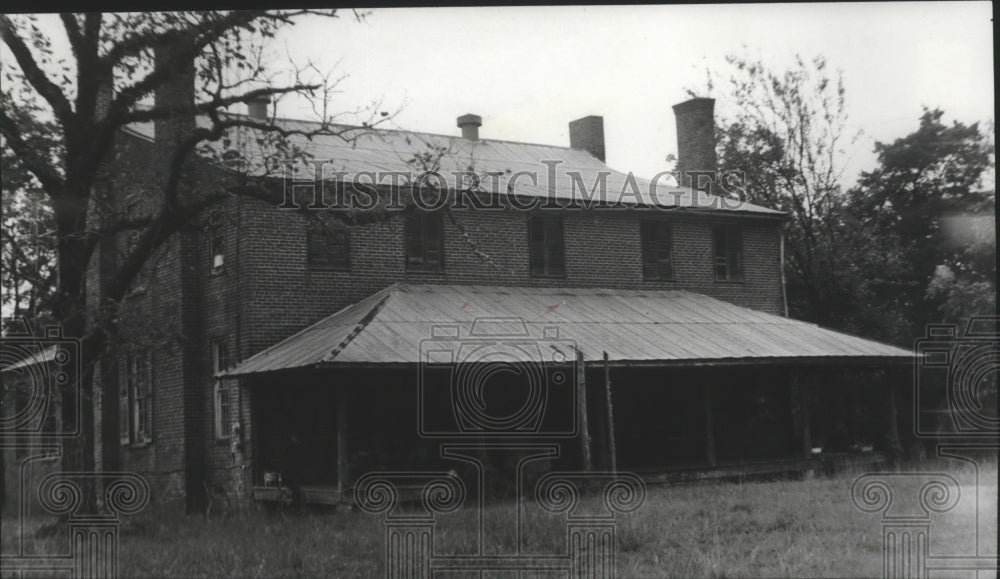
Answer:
top-left (80, 66), bottom-right (915, 511)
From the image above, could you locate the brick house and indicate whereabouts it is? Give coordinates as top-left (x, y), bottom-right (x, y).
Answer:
top-left (62, 68), bottom-right (917, 511)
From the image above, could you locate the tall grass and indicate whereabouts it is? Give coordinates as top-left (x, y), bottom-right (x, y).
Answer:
top-left (2, 462), bottom-right (995, 578)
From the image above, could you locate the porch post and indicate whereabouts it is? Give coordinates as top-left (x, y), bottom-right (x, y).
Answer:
top-left (576, 350), bottom-right (592, 471)
top-left (883, 373), bottom-right (903, 468)
top-left (704, 383), bottom-right (716, 467)
top-left (790, 370), bottom-right (812, 459)
top-left (337, 386), bottom-right (350, 493)
top-left (603, 352), bottom-right (617, 474)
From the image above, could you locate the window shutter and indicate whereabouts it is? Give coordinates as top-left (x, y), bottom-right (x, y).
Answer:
top-left (528, 217), bottom-right (546, 276)
top-left (405, 213), bottom-right (424, 267)
top-left (424, 213), bottom-right (443, 268)
top-left (546, 217), bottom-right (565, 276)
top-left (642, 221), bottom-right (673, 280)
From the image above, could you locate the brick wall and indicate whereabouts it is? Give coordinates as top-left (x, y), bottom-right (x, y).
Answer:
top-left (104, 135), bottom-right (786, 507)
top-left (236, 193), bottom-right (785, 358)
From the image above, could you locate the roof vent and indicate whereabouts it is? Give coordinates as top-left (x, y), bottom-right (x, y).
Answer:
top-left (457, 114), bottom-right (482, 141)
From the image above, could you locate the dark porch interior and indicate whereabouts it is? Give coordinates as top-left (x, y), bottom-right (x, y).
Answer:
top-left (248, 363), bottom-right (910, 504)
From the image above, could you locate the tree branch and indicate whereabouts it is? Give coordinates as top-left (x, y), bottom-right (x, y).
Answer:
top-left (0, 15), bottom-right (75, 125)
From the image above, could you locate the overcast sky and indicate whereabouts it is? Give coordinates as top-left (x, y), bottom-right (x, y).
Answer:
top-left (270, 2), bottom-right (994, 188)
top-left (10, 3), bottom-right (994, 189)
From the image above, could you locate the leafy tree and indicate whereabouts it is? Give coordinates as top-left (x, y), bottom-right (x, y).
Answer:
top-left (848, 109), bottom-right (994, 341)
top-left (704, 52), bottom-right (860, 326)
top-left (0, 11), bottom-right (387, 495)
top-left (1, 121), bottom-right (58, 330)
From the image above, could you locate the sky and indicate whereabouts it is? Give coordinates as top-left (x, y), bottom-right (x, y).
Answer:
top-left (268, 2), bottom-right (994, 188)
top-left (7, 3), bottom-right (995, 188)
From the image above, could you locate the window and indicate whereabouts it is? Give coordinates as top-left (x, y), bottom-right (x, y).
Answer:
top-left (212, 339), bottom-right (232, 440)
top-left (713, 226), bottom-right (743, 281)
top-left (209, 212), bottom-right (225, 274)
top-left (405, 211), bottom-right (444, 271)
top-left (307, 220), bottom-right (351, 270)
top-left (640, 220), bottom-right (674, 280)
top-left (528, 215), bottom-right (565, 277)
top-left (125, 202), bottom-right (148, 293)
top-left (120, 351), bottom-right (152, 445)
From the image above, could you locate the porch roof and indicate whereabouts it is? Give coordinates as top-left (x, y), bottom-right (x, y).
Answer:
top-left (220, 284), bottom-right (915, 377)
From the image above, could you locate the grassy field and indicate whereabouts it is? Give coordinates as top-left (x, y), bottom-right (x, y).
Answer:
top-left (3, 463), bottom-right (996, 578)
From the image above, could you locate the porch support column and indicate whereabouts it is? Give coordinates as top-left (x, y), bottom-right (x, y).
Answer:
top-left (603, 352), bottom-right (617, 474)
top-left (704, 383), bottom-right (716, 467)
top-left (883, 372), bottom-right (903, 469)
top-left (576, 350), bottom-right (592, 471)
top-left (337, 386), bottom-right (350, 493)
top-left (790, 370), bottom-right (812, 458)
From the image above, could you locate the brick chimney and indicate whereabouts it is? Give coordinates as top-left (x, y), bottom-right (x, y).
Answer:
top-left (247, 96), bottom-right (270, 121)
top-left (457, 114), bottom-right (481, 141)
top-left (153, 45), bottom-right (196, 147)
top-left (672, 97), bottom-right (717, 189)
top-left (569, 115), bottom-right (605, 162)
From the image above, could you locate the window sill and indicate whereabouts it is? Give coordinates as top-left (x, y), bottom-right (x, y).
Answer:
top-left (215, 436), bottom-right (233, 445)
top-left (714, 278), bottom-right (745, 284)
top-left (405, 268), bottom-right (445, 275)
top-left (308, 266), bottom-right (351, 273)
top-left (123, 440), bottom-right (152, 449)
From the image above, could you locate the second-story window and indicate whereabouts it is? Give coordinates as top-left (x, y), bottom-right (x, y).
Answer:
top-left (125, 201), bottom-right (148, 293)
top-left (405, 211), bottom-right (444, 271)
top-left (640, 220), bottom-right (674, 280)
top-left (209, 212), bottom-right (225, 274)
top-left (713, 225), bottom-right (743, 281)
top-left (307, 220), bottom-right (351, 270)
top-left (528, 214), bottom-right (565, 277)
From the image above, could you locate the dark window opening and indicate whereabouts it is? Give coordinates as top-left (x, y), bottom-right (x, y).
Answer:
top-left (212, 339), bottom-right (232, 440)
top-left (307, 220), bottom-right (351, 270)
top-left (125, 202), bottom-right (148, 293)
top-left (528, 215), bottom-right (565, 277)
top-left (120, 351), bottom-right (152, 445)
top-left (641, 220), bottom-right (674, 280)
top-left (405, 211), bottom-right (444, 271)
top-left (209, 212), bottom-right (225, 274)
top-left (713, 226), bottom-right (743, 281)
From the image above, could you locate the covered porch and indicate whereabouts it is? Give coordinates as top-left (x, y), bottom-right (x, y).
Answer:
top-left (220, 284), bottom-right (915, 506)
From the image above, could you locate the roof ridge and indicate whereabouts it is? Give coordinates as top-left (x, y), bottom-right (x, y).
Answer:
top-left (219, 111), bottom-right (584, 153)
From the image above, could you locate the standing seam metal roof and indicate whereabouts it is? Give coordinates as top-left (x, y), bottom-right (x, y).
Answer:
top-left (220, 284), bottom-right (914, 377)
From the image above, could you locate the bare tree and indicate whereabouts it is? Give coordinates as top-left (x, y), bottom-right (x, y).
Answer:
top-left (0, 11), bottom-right (390, 490)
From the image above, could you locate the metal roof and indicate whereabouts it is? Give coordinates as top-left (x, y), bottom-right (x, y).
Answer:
top-left (220, 284), bottom-right (914, 377)
top-left (126, 115), bottom-right (783, 216)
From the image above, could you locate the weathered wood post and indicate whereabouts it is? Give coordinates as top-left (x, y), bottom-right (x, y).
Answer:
top-left (790, 369), bottom-right (812, 459)
top-left (337, 386), bottom-right (350, 494)
top-left (704, 382), bottom-right (716, 467)
top-left (576, 350), bottom-right (592, 471)
top-left (603, 352), bottom-right (617, 474)
top-left (883, 372), bottom-right (904, 469)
